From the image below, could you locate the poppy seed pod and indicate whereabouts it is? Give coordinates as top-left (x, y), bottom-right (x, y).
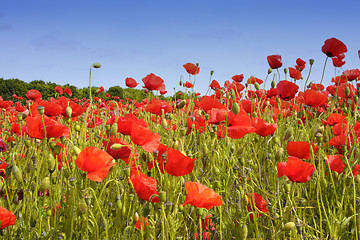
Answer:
top-left (309, 59), bottom-right (314, 65)
top-left (37, 106), bottom-right (45, 115)
top-left (92, 62), bottom-right (101, 68)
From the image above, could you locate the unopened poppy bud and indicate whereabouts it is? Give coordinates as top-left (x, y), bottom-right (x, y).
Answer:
top-left (48, 153), bottom-right (56, 173)
top-left (196, 207), bottom-right (204, 217)
top-left (133, 212), bottom-right (139, 224)
top-left (177, 100), bottom-right (186, 109)
top-left (254, 82), bottom-right (260, 91)
top-left (12, 165), bottom-right (22, 182)
top-left (37, 106), bottom-right (45, 115)
top-left (110, 123), bottom-right (118, 136)
top-left (161, 118), bottom-right (168, 129)
top-left (232, 102), bottom-right (240, 115)
top-left (75, 124), bottom-right (81, 132)
top-left (40, 177), bottom-right (50, 192)
top-left (17, 113), bottom-right (22, 121)
top-left (271, 80), bottom-right (276, 89)
top-left (66, 106), bottom-right (72, 118)
top-left (315, 133), bottom-right (323, 144)
top-left (239, 224), bottom-right (248, 240)
top-left (142, 202), bottom-right (152, 218)
top-left (25, 139), bottom-right (31, 148)
top-left (314, 126), bottom-right (324, 135)
top-left (78, 199), bottom-right (88, 214)
top-left (353, 95), bottom-right (358, 103)
top-left (345, 86), bottom-right (350, 97)
top-left (285, 183), bottom-right (291, 194)
top-left (284, 68), bottom-right (288, 74)
top-left (53, 145), bottom-right (61, 155)
top-left (283, 127), bottom-right (293, 141)
top-left (179, 80), bottom-right (183, 86)
top-left (309, 59), bottom-right (314, 66)
top-left (72, 145), bottom-right (81, 156)
top-left (160, 191), bottom-right (166, 202)
top-left (92, 62), bottom-right (101, 68)
top-left (283, 222), bottom-right (296, 231)
top-left (268, 68), bottom-right (273, 74)
top-left (275, 148), bottom-right (284, 161)
top-left (210, 70), bottom-right (214, 76)
top-left (22, 109), bottom-right (29, 119)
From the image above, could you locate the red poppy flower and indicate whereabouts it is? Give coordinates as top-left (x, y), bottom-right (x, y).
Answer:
top-left (302, 89), bottom-right (328, 108)
top-left (130, 123), bottom-right (161, 153)
top-left (342, 69), bottom-right (360, 81)
top-left (164, 147), bottom-right (196, 176)
top-left (26, 115), bottom-right (68, 139)
top-left (104, 136), bottom-right (138, 164)
top-left (337, 83), bottom-right (356, 99)
top-left (0, 101), bottom-right (13, 110)
top-left (246, 193), bottom-right (268, 219)
top-left (183, 81), bottom-right (194, 88)
top-left (0, 140), bottom-right (8, 152)
top-left (321, 38), bottom-right (347, 58)
top-left (12, 94), bottom-right (18, 99)
top-left (0, 207), bottom-right (16, 230)
top-left (310, 83), bottom-right (324, 91)
top-left (64, 87), bottom-right (72, 96)
top-left (26, 89), bottom-right (42, 101)
top-left (125, 77), bottom-right (139, 88)
top-left (232, 74), bottom-right (244, 82)
top-left (326, 155), bottom-right (345, 174)
top-left (198, 96), bottom-right (225, 112)
top-left (289, 67), bottom-right (302, 80)
top-left (145, 98), bottom-right (173, 116)
top-left (38, 100), bottom-right (63, 117)
top-left (135, 216), bottom-right (149, 230)
top-left (267, 54), bottom-right (282, 69)
top-left (251, 117), bottom-right (277, 137)
top-left (276, 80), bottom-right (299, 101)
top-left (96, 86), bottom-right (104, 94)
top-left (54, 86), bottom-right (63, 95)
top-left (278, 156), bottom-right (315, 183)
top-left (295, 58), bottom-right (306, 71)
top-left (75, 146), bottom-right (117, 182)
top-left (332, 55), bottom-right (346, 67)
top-left (181, 182), bottom-right (223, 210)
top-left (183, 63), bottom-right (200, 75)
top-left (322, 113), bottom-right (346, 126)
top-left (142, 73), bottom-right (166, 92)
top-left (286, 141), bottom-right (313, 160)
top-left (130, 166), bottom-right (160, 203)
top-left (218, 110), bottom-right (256, 139)
top-left (209, 80), bottom-right (221, 90)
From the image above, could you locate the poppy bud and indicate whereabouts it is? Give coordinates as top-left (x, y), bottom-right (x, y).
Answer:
top-left (40, 177), bottom-right (50, 192)
top-left (133, 212), bottom-right (139, 224)
top-left (210, 70), bottom-right (214, 76)
top-left (177, 100), bottom-right (186, 109)
top-left (72, 145), bottom-right (81, 156)
top-left (283, 127), bottom-right (293, 141)
top-left (283, 222), bottom-right (296, 231)
top-left (12, 165), bottom-right (22, 182)
top-left (268, 68), bottom-right (273, 74)
top-left (345, 86), bottom-right (350, 97)
top-left (92, 62), bottom-right (101, 68)
top-left (196, 207), bottom-right (204, 217)
top-left (251, 112), bottom-right (257, 118)
top-left (17, 113), bottom-right (23, 121)
top-left (315, 133), bottom-right (323, 144)
top-left (22, 109), bottom-right (29, 119)
top-left (48, 153), bottom-right (56, 173)
top-left (105, 124), bottom-right (111, 132)
top-left (239, 224), bottom-right (248, 240)
top-left (284, 68), bottom-right (288, 74)
top-left (161, 118), bottom-right (168, 129)
top-left (37, 106), bottom-right (45, 115)
top-left (309, 59), bottom-right (314, 66)
top-left (110, 123), bottom-right (118, 136)
top-left (285, 183), bottom-right (291, 194)
top-left (78, 199), bottom-right (88, 214)
top-left (354, 95), bottom-right (358, 103)
top-left (314, 126), bottom-right (324, 135)
top-left (271, 80), bottom-right (276, 89)
top-left (254, 82), bottom-right (260, 91)
top-left (232, 102), bottom-right (240, 115)
top-left (25, 139), bottom-right (31, 148)
top-left (74, 124), bottom-right (81, 132)
top-left (275, 148), bottom-right (284, 161)
top-left (53, 145), bottom-right (62, 155)
top-left (66, 106), bottom-right (72, 118)
top-left (142, 202), bottom-right (152, 218)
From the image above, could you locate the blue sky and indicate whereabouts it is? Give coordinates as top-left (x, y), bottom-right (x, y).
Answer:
top-left (1, 0), bottom-right (360, 96)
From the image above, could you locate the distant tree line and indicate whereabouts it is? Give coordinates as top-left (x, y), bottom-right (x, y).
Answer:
top-left (0, 78), bottom-right (171, 102)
